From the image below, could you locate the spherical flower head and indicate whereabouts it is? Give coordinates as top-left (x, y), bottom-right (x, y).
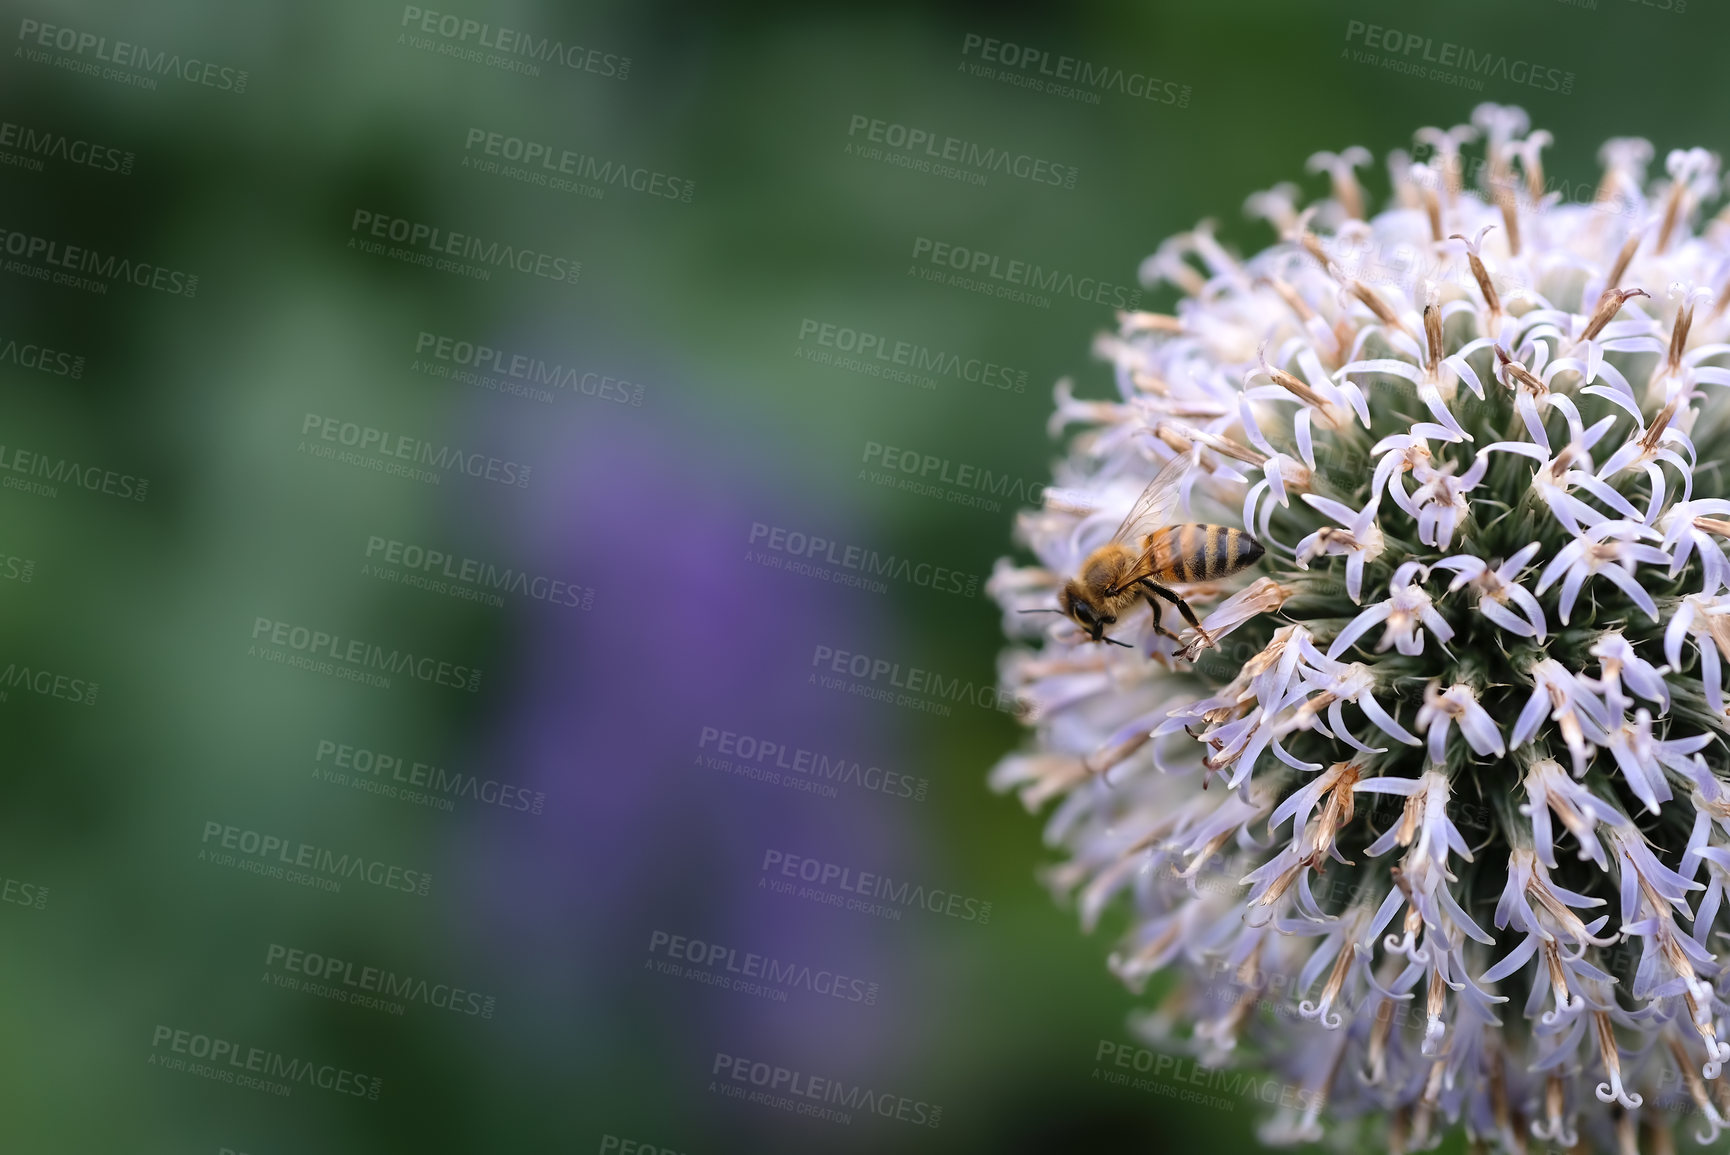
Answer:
top-left (990, 104), bottom-right (1730, 1152)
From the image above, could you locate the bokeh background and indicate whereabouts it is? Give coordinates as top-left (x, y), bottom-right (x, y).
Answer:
top-left (1, 1), bottom-right (1725, 1152)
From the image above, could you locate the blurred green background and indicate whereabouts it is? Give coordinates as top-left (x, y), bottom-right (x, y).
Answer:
top-left (2, 1), bottom-right (1726, 1152)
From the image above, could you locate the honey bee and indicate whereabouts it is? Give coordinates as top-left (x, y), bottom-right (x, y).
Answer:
top-left (1035, 455), bottom-right (1265, 650)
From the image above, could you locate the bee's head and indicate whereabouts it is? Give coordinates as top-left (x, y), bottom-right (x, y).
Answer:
top-left (1058, 581), bottom-right (1114, 642)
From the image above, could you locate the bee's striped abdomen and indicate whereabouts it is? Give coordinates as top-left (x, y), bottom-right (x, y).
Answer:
top-left (1152, 525), bottom-right (1264, 583)
top-left (1208, 525), bottom-right (1264, 578)
top-left (1179, 524), bottom-right (1205, 581)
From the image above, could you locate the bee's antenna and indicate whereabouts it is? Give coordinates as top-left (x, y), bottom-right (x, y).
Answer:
top-left (1017, 608), bottom-right (1065, 614)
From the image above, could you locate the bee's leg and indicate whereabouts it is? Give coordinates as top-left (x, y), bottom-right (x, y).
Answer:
top-left (1141, 581), bottom-right (1213, 647)
top-left (1140, 589), bottom-right (1182, 645)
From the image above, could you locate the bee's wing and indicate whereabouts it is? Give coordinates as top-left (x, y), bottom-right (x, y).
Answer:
top-left (1107, 454), bottom-right (1192, 548)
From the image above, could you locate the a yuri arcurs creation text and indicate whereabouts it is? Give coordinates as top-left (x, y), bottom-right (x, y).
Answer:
top-left (990, 103), bottom-right (1730, 1151)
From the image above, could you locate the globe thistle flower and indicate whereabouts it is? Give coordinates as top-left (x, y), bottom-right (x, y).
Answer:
top-left (989, 105), bottom-right (1730, 1151)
